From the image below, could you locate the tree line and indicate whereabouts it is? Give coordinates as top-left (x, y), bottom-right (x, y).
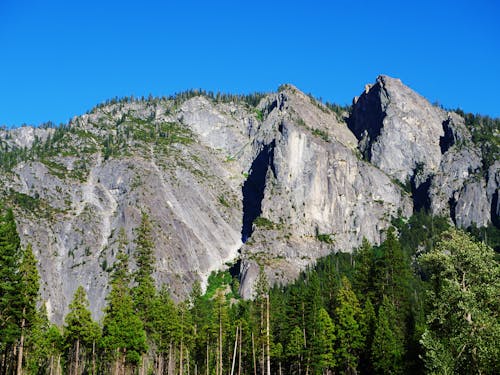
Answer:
top-left (1, 208), bottom-right (499, 374)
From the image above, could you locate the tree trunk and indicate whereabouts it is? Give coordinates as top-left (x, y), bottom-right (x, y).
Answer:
top-left (238, 325), bottom-right (242, 375)
top-left (219, 309), bottom-right (223, 375)
top-left (74, 338), bottom-right (80, 375)
top-left (266, 295), bottom-right (271, 375)
top-left (168, 342), bottom-right (173, 375)
top-left (180, 341), bottom-right (184, 375)
top-left (251, 332), bottom-right (256, 375)
top-left (16, 315), bottom-right (25, 375)
top-left (206, 341), bottom-right (209, 375)
top-left (231, 326), bottom-right (239, 375)
top-left (92, 340), bottom-right (96, 375)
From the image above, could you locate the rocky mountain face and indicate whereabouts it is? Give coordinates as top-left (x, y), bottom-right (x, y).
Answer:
top-left (0, 76), bottom-right (497, 323)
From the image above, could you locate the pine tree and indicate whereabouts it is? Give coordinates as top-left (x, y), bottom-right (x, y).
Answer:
top-left (132, 212), bottom-right (156, 333)
top-left (371, 296), bottom-right (404, 374)
top-left (313, 307), bottom-right (336, 374)
top-left (286, 325), bottom-right (305, 374)
top-left (0, 208), bottom-right (23, 365)
top-left (352, 238), bottom-right (374, 302)
top-left (64, 286), bottom-right (101, 375)
top-left (333, 276), bottom-right (363, 374)
top-left (101, 233), bottom-right (147, 373)
top-left (17, 243), bottom-right (41, 375)
top-left (24, 306), bottom-right (63, 375)
top-left (358, 298), bottom-right (376, 374)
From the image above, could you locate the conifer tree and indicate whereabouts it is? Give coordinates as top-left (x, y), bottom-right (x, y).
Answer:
top-left (352, 238), bottom-right (374, 301)
top-left (0, 208), bottom-right (23, 365)
top-left (286, 325), bottom-right (304, 374)
top-left (371, 296), bottom-right (404, 374)
top-left (132, 212), bottom-right (156, 333)
top-left (101, 232), bottom-right (147, 373)
top-left (333, 276), bottom-right (363, 374)
top-left (64, 286), bottom-right (100, 375)
top-left (17, 243), bottom-right (41, 375)
top-left (313, 307), bottom-right (336, 374)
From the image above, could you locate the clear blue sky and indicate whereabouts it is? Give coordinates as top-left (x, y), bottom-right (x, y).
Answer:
top-left (1, 0), bottom-right (499, 127)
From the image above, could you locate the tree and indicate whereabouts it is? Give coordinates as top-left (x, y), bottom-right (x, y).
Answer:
top-left (286, 325), bottom-right (304, 374)
top-left (101, 233), bottom-right (147, 373)
top-left (358, 298), bottom-right (376, 374)
top-left (17, 243), bottom-right (41, 375)
top-left (352, 238), bottom-right (374, 301)
top-left (419, 229), bottom-right (500, 374)
top-left (0, 208), bottom-right (23, 365)
top-left (24, 306), bottom-right (63, 375)
top-left (64, 286), bottom-right (101, 375)
top-left (132, 212), bottom-right (156, 333)
top-left (371, 296), bottom-right (404, 374)
top-left (313, 307), bottom-right (336, 374)
top-left (333, 276), bottom-right (363, 374)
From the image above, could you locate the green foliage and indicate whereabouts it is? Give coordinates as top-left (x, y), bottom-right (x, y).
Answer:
top-left (0, 208), bottom-right (23, 350)
top-left (333, 277), bottom-right (364, 373)
top-left (204, 270), bottom-right (233, 300)
top-left (101, 234), bottom-right (147, 366)
top-left (315, 232), bottom-right (334, 244)
top-left (454, 109), bottom-right (500, 172)
top-left (371, 296), bottom-right (404, 374)
top-left (253, 216), bottom-right (276, 230)
top-left (419, 229), bottom-right (500, 374)
top-left (132, 212), bottom-right (157, 331)
top-left (311, 128), bottom-right (330, 142)
top-left (64, 286), bottom-right (100, 347)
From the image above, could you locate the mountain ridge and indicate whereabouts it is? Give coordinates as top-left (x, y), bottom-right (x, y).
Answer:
top-left (0, 76), bottom-right (498, 323)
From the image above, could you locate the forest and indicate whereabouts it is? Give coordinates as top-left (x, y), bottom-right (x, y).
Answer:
top-left (1, 207), bottom-right (499, 375)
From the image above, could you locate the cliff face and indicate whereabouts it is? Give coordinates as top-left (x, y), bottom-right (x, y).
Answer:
top-left (348, 75), bottom-right (497, 228)
top-left (0, 76), bottom-right (497, 322)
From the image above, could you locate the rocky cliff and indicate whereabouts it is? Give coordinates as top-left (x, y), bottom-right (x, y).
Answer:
top-left (0, 76), bottom-right (497, 322)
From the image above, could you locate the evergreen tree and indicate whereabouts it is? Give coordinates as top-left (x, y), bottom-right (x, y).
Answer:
top-left (64, 286), bottom-right (101, 375)
top-left (313, 307), bottom-right (336, 374)
top-left (358, 298), bottom-right (376, 374)
top-left (352, 238), bottom-right (374, 302)
top-left (17, 243), bottom-right (41, 374)
top-left (101, 234), bottom-right (147, 372)
top-left (24, 306), bottom-right (63, 375)
top-left (0, 208), bottom-right (23, 363)
top-left (132, 212), bottom-right (156, 333)
top-left (419, 229), bottom-right (500, 374)
top-left (286, 325), bottom-right (305, 374)
top-left (371, 296), bottom-right (404, 375)
top-left (333, 276), bottom-right (363, 374)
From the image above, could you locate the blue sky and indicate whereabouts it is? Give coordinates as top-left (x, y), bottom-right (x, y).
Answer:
top-left (1, 0), bottom-right (499, 127)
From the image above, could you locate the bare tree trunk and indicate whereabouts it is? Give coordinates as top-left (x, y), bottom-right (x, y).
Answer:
top-left (231, 326), bottom-right (239, 375)
top-left (206, 341), bottom-right (209, 375)
top-left (180, 341), bottom-right (184, 375)
top-left (168, 342), bottom-right (173, 375)
top-left (49, 353), bottom-right (54, 375)
top-left (219, 309), bottom-right (223, 375)
top-left (92, 340), bottom-right (96, 375)
top-left (16, 314), bottom-right (25, 375)
top-left (74, 338), bottom-right (80, 375)
top-left (238, 325), bottom-right (242, 375)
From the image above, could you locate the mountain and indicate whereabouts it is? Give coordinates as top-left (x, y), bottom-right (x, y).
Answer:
top-left (0, 76), bottom-right (497, 323)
